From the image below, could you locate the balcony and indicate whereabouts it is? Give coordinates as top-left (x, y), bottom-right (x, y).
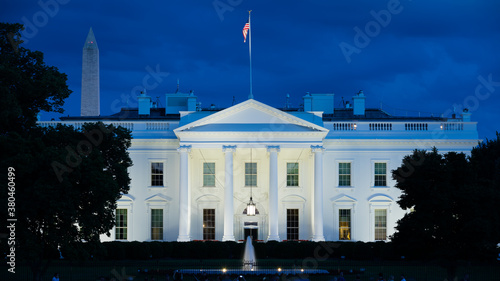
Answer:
top-left (325, 121), bottom-right (477, 140)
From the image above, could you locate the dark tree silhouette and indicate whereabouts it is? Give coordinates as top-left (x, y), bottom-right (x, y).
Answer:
top-left (0, 23), bottom-right (132, 281)
top-left (392, 139), bottom-right (500, 281)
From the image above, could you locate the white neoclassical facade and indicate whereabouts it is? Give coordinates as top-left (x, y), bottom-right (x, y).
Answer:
top-left (39, 30), bottom-right (479, 242)
top-left (41, 91), bottom-right (479, 243)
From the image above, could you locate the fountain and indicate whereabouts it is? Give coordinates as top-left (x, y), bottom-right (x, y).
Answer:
top-left (242, 236), bottom-right (256, 271)
top-left (178, 237), bottom-right (329, 276)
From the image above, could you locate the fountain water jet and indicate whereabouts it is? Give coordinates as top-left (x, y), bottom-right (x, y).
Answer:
top-left (178, 237), bottom-right (329, 275)
top-left (242, 236), bottom-right (256, 270)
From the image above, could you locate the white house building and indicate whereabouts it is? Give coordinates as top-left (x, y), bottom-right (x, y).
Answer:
top-left (39, 29), bottom-right (479, 243)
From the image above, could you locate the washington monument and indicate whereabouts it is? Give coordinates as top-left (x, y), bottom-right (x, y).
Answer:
top-left (81, 28), bottom-right (100, 116)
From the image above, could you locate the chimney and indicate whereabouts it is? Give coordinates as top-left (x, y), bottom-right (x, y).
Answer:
top-left (187, 90), bottom-right (197, 111)
top-left (138, 90), bottom-right (152, 115)
top-left (461, 108), bottom-right (471, 122)
top-left (303, 92), bottom-right (312, 111)
top-left (353, 90), bottom-right (365, 116)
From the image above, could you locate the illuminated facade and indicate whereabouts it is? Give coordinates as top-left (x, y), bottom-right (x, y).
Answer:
top-left (39, 30), bottom-right (479, 242)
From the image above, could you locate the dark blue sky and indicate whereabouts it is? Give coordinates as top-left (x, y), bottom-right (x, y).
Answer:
top-left (3, 0), bottom-right (499, 140)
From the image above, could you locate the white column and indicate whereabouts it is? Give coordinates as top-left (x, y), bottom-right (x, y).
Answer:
top-left (311, 145), bottom-right (325, 241)
top-left (267, 145), bottom-right (280, 241)
top-left (222, 145), bottom-right (236, 241)
top-left (177, 145), bottom-right (191, 242)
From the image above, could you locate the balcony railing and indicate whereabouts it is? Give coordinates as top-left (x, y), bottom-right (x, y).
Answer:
top-left (146, 122), bottom-right (170, 131)
top-left (38, 121), bottom-right (474, 136)
top-left (369, 123), bottom-right (392, 131)
top-left (441, 123), bottom-right (463, 131)
top-left (328, 121), bottom-right (474, 134)
top-left (405, 123), bottom-right (428, 131)
top-left (331, 122), bottom-right (357, 131)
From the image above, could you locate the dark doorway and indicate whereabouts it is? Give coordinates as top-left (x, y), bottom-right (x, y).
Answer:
top-left (244, 228), bottom-right (258, 241)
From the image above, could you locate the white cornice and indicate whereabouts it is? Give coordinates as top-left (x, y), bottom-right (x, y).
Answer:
top-left (175, 131), bottom-right (328, 138)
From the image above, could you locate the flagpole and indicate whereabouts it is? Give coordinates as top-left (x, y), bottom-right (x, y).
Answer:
top-left (248, 10), bottom-right (253, 99)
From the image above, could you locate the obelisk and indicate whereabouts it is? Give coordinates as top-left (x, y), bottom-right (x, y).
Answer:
top-left (81, 28), bottom-right (100, 116)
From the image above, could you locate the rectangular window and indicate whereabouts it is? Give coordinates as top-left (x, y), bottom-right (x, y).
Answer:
top-left (375, 209), bottom-right (387, 240)
top-left (151, 162), bottom-right (164, 186)
top-left (203, 162), bottom-right (216, 187)
top-left (203, 209), bottom-right (215, 240)
top-left (286, 209), bottom-right (299, 240)
top-left (286, 163), bottom-right (299, 186)
top-left (374, 162), bottom-right (387, 186)
top-left (338, 162), bottom-right (351, 186)
top-left (245, 162), bottom-right (257, 186)
top-left (339, 209), bottom-right (351, 240)
top-left (151, 209), bottom-right (163, 240)
top-left (115, 209), bottom-right (127, 240)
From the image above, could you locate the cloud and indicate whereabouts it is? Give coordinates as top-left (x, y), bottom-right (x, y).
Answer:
top-left (2, 0), bottom-right (499, 139)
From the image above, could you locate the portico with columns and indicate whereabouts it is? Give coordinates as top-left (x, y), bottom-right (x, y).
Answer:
top-left (173, 99), bottom-right (329, 242)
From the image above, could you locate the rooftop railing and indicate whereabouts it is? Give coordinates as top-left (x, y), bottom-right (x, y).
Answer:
top-left (38, 120), bottom-right (475, 136)
top-left (327, 121), bottom-right (475, 133)
top-left (38, 121), bottom-right (171, 131)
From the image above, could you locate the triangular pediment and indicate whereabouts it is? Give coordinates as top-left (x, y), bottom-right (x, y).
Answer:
top-left (174, 99), bottom-right (328, 134)
top-left (118, 193), bottom-right (135, 202)
top-left (145, 194), bottom-right (172, 202)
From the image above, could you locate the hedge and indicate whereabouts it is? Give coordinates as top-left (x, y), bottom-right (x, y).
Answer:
top-left (57, 240), bottom-right (405, 261)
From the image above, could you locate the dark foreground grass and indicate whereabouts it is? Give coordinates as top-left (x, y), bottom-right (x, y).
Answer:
top-left (2, 259), bottom-right (499, 281)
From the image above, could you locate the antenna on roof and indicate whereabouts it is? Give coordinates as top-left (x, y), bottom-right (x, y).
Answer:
top-left (339, 97), bottom-right (345, 107)
top-left (285, 93), bottom-right (291, 109)
top-left (155, 96), bottom-right (162, 108)
top-left (332, 91), bottom-right (335, 112)
top-left (176, 79), bottom-right (179, 93)
top-left (232, 96), bottom-right (236, 105)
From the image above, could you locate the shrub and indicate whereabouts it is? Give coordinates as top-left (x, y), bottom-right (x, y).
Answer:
top-left (102, 241), bottom-right (125, 260)
top-left (126, 241), bottom-right (152, 259)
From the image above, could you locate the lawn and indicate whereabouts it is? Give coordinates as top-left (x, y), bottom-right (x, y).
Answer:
top-left (2, 259), bottom-right (499, 281)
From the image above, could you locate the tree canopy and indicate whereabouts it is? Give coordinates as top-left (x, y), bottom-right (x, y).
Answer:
top-left (391, 135), bottom-right (500, 280)
top-left (0, 22), bottom-right (71, 135)
top-left (0, 23), bottom-right (132, 281)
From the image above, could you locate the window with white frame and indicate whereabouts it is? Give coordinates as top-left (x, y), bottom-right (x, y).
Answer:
top-left (338, 162), bottom-right (351, 186)
top-left (203, 162), bottom-right (216, 187)
top-left (115, 209), bottom-right (127, 240)
top-left (374, 162), bottom-right (387, 186)
top-left (203, 209), bottom-right (215, 240)
top-left (333, 195), bottom-right (357, 241)
top-left (245, 162), bottom-right (257, 186)
top-left (151, 162), bottom-right (164, 186)
top-left (151, 209), bottom-right (163, 240)
top-left (339, 209), bottom-right (351, 240)
top-left (286, 163), bottom-right (299, 186)
top-left (374, 209), bottom-right (387, 240)
top-left (286, 209), bottom-right (299, 240)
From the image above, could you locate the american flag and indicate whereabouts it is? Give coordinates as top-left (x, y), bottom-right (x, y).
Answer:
top-left (242, 20), bottom-right (250, 42)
